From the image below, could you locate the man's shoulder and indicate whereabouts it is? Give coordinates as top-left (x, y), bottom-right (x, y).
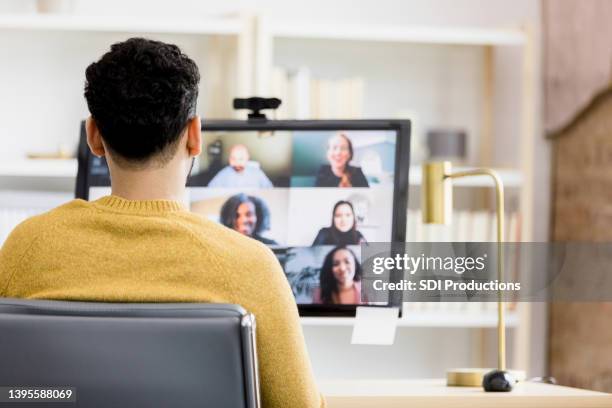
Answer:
top-left (17, 199), bottom-right (90, 227)
top-left (1, 200), bottom-right (91, 249)
top-left (174, 212), bottom-right (276, 262)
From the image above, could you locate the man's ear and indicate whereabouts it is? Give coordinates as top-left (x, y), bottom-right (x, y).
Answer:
top-left (186, 116), bottom-right (202, 157)
top-left (86, 117), bottom-right (106, 157)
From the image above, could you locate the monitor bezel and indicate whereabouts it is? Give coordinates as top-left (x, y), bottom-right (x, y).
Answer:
top-left (76, 119), bottom-right (411, 317)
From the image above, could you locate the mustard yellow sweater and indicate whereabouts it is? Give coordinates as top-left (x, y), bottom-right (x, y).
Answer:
top-left (0, 195), bottom-right (324, 408)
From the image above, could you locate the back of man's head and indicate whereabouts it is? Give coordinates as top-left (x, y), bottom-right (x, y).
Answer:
top-left (84, 38), bottom-right (200, 168)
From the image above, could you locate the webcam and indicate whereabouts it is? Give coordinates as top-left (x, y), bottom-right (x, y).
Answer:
top-left (233, 97), bottom-right (282, 121)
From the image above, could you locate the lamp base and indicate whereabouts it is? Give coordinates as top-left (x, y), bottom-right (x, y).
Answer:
top-left (446, 368), bottom-right (525, 387)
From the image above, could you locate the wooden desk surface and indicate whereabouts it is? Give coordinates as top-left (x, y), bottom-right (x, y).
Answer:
top-left (320, 379), bottom-right (612, 408)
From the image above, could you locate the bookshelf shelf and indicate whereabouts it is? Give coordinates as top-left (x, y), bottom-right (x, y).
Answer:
top-left (0, 14), bottom-right (241, 35)
top-left (0, 159), bottom-right (77, 178)
top-left (301, 311), bottom-right (519, 328)
top-left (268, 22), bottom-right (526, 46)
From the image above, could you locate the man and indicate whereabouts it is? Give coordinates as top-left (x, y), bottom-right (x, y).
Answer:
top-left (0, 38), bottom-right (324, 408)
top-left (208, 144), bottom-right (274, 188)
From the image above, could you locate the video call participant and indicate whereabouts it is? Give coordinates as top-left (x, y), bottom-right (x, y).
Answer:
top-left (0, 38), bottom-right (323, 408)
top-left (315, 132), bottom-right (369, 188)
top-left (313, 246), bottom-right (364, 305)
top-left (220, 193), bottom-right (278, 245)
top-left (312, 200), bottom-right (366, 246)
top-left (208, 144), bottom-right (273, 188)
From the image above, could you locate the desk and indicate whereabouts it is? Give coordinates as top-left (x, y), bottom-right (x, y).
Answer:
top-left (320, 379), bottom-right (612, 408)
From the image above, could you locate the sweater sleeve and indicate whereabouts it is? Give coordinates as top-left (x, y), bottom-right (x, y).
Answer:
top-left (236, 243), bottom-right (326, 408)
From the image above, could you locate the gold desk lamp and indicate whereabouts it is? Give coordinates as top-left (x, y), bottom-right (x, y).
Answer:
top-left (422, 161), bottom-right (519, 392)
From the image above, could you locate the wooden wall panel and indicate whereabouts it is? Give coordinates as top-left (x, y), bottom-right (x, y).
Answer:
top-left (545, 0), bottom-right (612, 392)
top-left (549, 91), bottom-right (612, 392)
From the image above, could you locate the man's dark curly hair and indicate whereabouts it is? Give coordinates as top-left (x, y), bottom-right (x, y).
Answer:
top-left (84, 37), bottom-right (200, 166)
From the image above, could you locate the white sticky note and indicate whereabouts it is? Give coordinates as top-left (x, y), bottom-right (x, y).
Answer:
top-left (351, 306), bottom-right (399, 345)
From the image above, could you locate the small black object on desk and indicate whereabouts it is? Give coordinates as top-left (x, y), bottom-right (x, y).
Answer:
top-left (483, 370), bottom-right (516, 392)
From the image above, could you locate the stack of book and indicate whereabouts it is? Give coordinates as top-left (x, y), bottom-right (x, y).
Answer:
top-left (406, 209), bottom-right (521, 243)
top-left (403, 209), bottom-right (521, 314)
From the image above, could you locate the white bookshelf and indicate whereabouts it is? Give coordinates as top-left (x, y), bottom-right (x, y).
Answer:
top-left (256, 16), bottom-right (537, 375)
top-left (0, 14), bottom-right (241, 35)
top-left (257, 18), bottom-right (535, 229)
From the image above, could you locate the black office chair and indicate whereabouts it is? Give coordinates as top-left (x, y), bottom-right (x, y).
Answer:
top-left (0, 298), bottom-right (260, 408)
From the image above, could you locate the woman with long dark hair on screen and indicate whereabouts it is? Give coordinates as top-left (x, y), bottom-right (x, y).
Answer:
top-left (312, 200), bottom-right (366, 246)
top-left (313, 246), bottom-right (363, 304)
top-left (220, 193), bottom-right (278, 245)
top-left (315, 132), bottom-right (369, 188)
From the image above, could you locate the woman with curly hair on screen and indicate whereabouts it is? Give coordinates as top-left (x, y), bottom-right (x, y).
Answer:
top-left (220, 193), bottom-right (278, 245)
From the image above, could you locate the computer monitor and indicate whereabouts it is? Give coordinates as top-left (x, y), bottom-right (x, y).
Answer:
top-left (76, 119), bottom-right (411, 316)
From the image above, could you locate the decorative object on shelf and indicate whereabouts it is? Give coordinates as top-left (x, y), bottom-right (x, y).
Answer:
top-left (36, 0), bottom-right (74, 14)
top-left (426, 128), bottom-right (467, 164)
top-left (26, 145), bottom-right (74, 159)
top-left (421, 161), bottom-right (524, 391)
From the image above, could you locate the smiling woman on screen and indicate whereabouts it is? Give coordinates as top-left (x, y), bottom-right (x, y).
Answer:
top-left (313, 246), bottom-right (364, 305)
top-left (315, 133), bottom-right (369, 188)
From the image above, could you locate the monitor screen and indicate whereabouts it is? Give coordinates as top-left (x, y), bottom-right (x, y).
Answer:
top-left (77, 120), bottom-right (411, 316)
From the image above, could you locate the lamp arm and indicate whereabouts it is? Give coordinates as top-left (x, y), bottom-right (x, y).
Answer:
top-left (446, 169), bottom-right (506, 371)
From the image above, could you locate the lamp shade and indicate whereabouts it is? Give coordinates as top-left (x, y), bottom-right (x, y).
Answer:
top-left (421, 161), bottom-right (452, 224)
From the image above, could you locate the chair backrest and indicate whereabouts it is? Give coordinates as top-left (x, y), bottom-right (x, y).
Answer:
top-left (0, 298), bottom-right (260, 408)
